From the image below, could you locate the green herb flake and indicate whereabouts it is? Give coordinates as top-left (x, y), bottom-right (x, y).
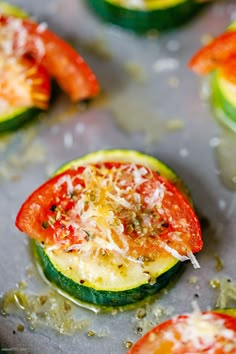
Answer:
top-left (41, 221), bottom-right (49, 229)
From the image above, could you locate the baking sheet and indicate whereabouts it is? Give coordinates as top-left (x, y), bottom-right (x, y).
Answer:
top-left (1, 0), bottom-right (236, 353)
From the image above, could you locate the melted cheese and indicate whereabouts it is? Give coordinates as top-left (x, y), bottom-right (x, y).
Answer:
top-left (171, 312), bottom-right (236, 352)
top-left (46, 163), bottom-right (199, 267)
top-left (0, 17), bottom-right (45, 58)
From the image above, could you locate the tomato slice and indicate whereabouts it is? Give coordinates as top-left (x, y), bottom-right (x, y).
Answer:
top-left (189, 30), bottom-right (236, 76)
top-left (128, 311), bottom-right (236, 354)
top-left (0, 54), bottom-right (50, 111)
top-left (0, 15), bottom-right (100, 101)
top-left (16, 162), bottom-right (202, 262)
top-left (220, 55), bottom-right (236, 85)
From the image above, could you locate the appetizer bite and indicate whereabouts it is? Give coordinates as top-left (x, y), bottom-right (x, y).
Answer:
top-left (0, 2), bottom-right (99, 132)
top-left (128, 309), bottom-right (236, 353)
top-left (16, 150), bottom-right (202, 308)
top-left (189, 22), bottom-right (236, 132)
top-left (86, 0), bottom-right (206, 33)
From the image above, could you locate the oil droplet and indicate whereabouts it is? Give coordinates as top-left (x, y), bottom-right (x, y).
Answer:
top-left (136, 308), bottom-right (146, 320)
top-left (64, 301), bottom-right (72, 312)
top-left (103, 88), bottom-right (183, 144)
top-left (124, 341), bottom-right (133, 349)
top-left (123, 61), bottom-right (147, 83)
top-left (214, 254), bottom-right (224, 271)
top-left (1, 309), bottom-right (7, 316)
top-left (210, 279), bottom-right (220, 289)
top-left (87, 330), bottom-right (96, 337)
top-left (136, 326), bottom-right (143, 333)
top-left (188, 276), bottom-right (199, 285)
top-left (0, 288), bottom-right (90, 335)
top-left (17, 281), bottom-right (27, 290)
top-left (17, 324), bottom-right (25, 332)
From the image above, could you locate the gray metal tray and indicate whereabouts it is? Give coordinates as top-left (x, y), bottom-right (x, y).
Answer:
top-left (1, 0), bottom-right (236, 353)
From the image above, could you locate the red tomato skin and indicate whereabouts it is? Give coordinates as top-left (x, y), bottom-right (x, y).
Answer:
top-left (15, 170), bottom-right (76, 245)
top-left (157, 174), bottom-right (202, 253)
top-left (128, 312), bottom-right (236, 354)
top-left (15, 163), bottom-right (202, 256)
top-left (221, 55), bottom-right (236, 84)
top-left (0, 54), bottom-right (50, 110)
top-left (0, 15), bottom-right (100, 101)
top-left (189, 30), bottom-right (236, 75)
top-left (21, 55), bottom-right (51, 109)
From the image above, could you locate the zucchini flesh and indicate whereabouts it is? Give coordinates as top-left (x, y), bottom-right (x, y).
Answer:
top-left (34, 150), bottom-right (195, 308)
top-left (106, 0), bottom-right (186, 10)
top-left (86, 0), bottom-right (205, 33)
top-left (0, 1), bottom-right (28, 18)
top-left (35, 241), bottom-right (181, 307)
top-left (214, 308), bottom-right (236, 318)
top-left (211, 70), bottom-right (236, 132)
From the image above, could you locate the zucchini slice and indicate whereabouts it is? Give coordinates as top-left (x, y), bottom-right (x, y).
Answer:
top-left (86, 0), bottom-right (205, 33)
top-left (189, 20), bottom-right (236, 132)
top-left (128, 311), bottom-right (236, 353)
top-left (211, 69), bottom-right (236, 132)
top-left (34, 241), bottom-right (182, 308)
top-left (209, 22), bottom-right (236, 132)
top-left (0, 107), bottom-right (40, 133)
top-left (0, 3), bottom-right (50, 132)
top-left (0, 54), bottom-right (50, 133)
top-left (16, 150), bottom-right (202, 308)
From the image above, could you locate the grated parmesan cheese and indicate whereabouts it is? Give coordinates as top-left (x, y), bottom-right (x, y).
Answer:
top-left (41, 163), bottom-right (200, 267)
top-left (0, 17), bottom-right (45, 59)
top-left (159, 242), bottom-right (190, 263)
top-left (36, 22), bottom-right (48, 33)
top-left (171, 312), bottom-right (236, 352)
top-left (55, 174), bottom-right (74, 195)
top-left (187, 251), bottom-right (201, 269)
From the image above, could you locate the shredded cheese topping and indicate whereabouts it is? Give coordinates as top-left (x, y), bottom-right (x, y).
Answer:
top-left (161, 311), bottom-right (236, 353)
top-left (42, 163), bottom-right (199, 265)
top-left (0, 54), bottom-right (33, 112)
top-left (0, 17), bottom-right (45, 58)
top-left (0, 17), bottom-right (49, 111)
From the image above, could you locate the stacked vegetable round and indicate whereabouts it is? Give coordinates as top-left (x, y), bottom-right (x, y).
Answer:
top-left (128, 310), bottom-right (236, 353)
top-left (0, 2), bottom-right (99, 132)
top-left (189, 22), bottom-right (236, 132)
top-left (86, 0), bottom-right (205, 33)
top-left (16, 150), bottom-right (202, 308)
